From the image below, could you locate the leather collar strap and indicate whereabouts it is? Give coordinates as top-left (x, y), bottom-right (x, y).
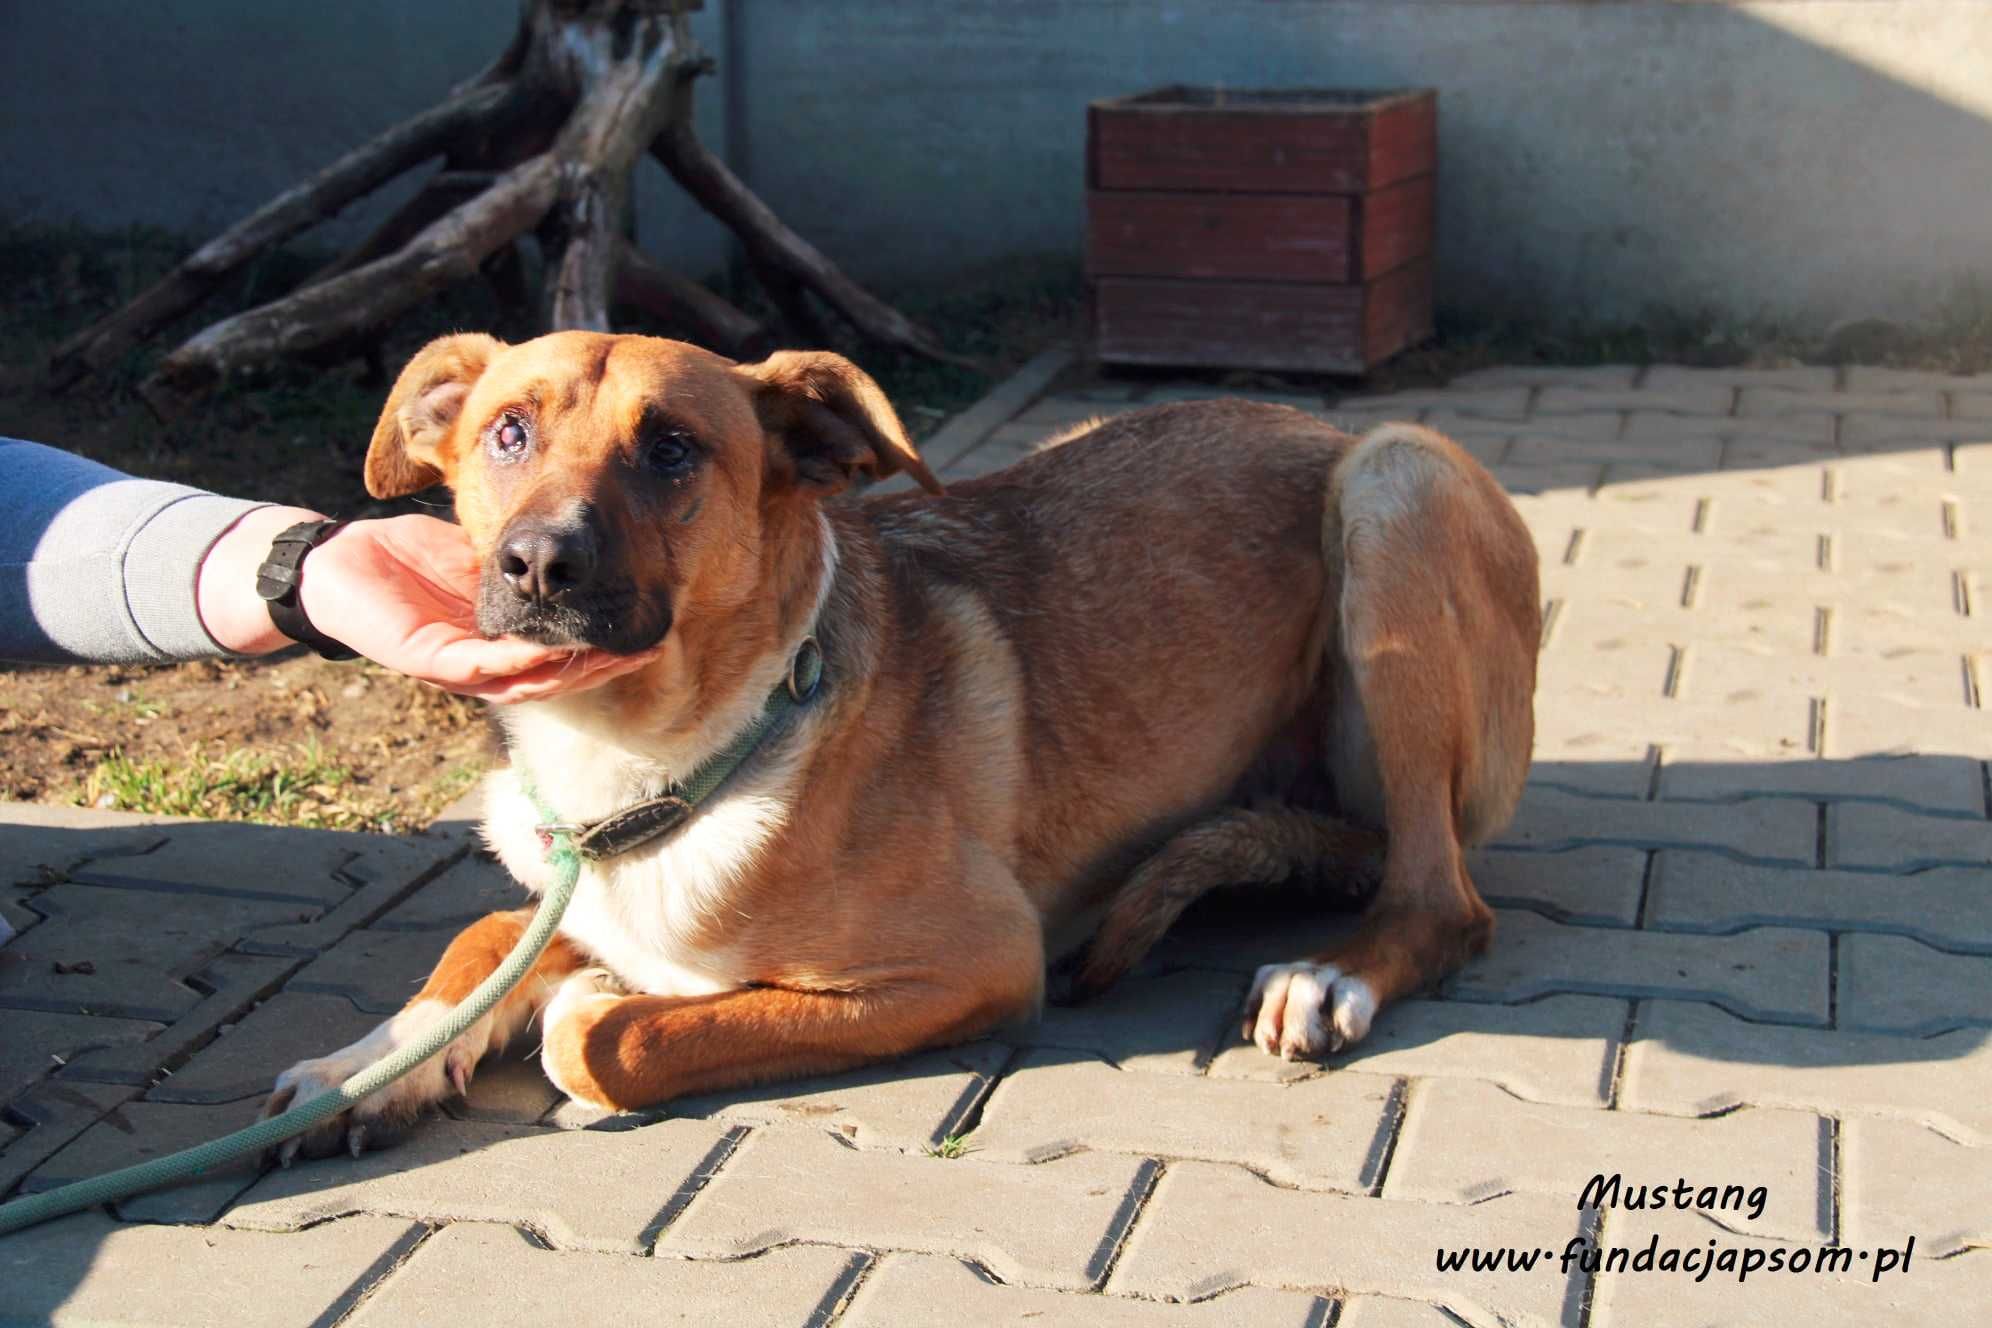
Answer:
top-left (523, 636), bottom-right (823, 862)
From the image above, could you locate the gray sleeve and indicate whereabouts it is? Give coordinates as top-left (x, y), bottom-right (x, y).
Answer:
top-left (0, 438), bottom-right (269, 664)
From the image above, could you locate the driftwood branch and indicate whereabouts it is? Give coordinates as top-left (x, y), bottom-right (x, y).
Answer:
top-left (651, 60), bottom-right (983, 371)
top-left (613, 239), bottom-right (771, 357)
top-left (48, 80), bottom-right (517, 388)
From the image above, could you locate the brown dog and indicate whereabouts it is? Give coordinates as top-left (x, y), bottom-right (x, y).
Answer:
top-left (263, 331), bottom-right (1539, 1158)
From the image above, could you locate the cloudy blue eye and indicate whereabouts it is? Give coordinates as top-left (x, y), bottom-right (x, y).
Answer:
top-left (490, 413), bottom-right (530, 460)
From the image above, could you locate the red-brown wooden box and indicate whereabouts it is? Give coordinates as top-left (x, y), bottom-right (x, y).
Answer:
top-left (1086, 86), bottom-right (1437, 373)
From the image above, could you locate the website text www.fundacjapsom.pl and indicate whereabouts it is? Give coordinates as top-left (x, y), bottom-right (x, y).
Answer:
top-left (1437, 1232), bottom-right (1916, 1285)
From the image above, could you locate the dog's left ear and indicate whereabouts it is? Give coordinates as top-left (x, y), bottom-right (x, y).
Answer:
top-left (743, 351), bottom-right (945, 496)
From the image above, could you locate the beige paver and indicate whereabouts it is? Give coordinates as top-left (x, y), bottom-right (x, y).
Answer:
top-left (1109, 1162), bottom-right (1583, 1328)
top-left (1496, 788), bottom-right (1817, 864)
top-left (347, 1223), bottom-right (865, 1328)
top-left (1004, 966), bottom-right (1245, 1074)
top-left (1619, 1000), bottom-right (1992, 1142)
top-left (844, 1251), bottom-right (1332, 1327)
top-left (1385, 1078), bottom-right (1827, 1241)
top-left (1471, 845), bottom-right (1648, 927)
top-left (1644, 851), bottom-right (1992, 951)
top-left (1836, 933), bottom-right (1992, 1036)
top-left (0, 1212), bottom-right (424, 1328)
top-left (1587, 1208), bottom-right (1979, 1327)
top-left (971, 1049), bottom-right (1395, 1190)
top-left (1840, 1117), bottom-right (1992, 1255)
top-left (226, 1116), bottom-right (742, 1253)
top-left (658, 1128), bottom-right (1155, 1291)
top-left (1450, 910), bottom-right (1829, 1024)
top-left (1211, 994), bottom-right (1624, 1108)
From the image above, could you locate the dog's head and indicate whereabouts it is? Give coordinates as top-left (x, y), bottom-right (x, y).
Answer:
top-left (364, 332), bottom-right (941, 655)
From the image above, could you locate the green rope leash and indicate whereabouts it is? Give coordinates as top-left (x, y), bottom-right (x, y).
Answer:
top-left (0, 836), bottom-right (583, 1238)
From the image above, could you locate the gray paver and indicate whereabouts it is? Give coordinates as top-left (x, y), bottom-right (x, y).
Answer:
top-left (1588, 1208), bottom-right (1978, 1327)
top-left (1449, 910), bottom-right (1829, 1024)
top-left (1210, 995), bottom-right (1624, 1108)
top-left (1620, 1000), bottom-right (1992, 1142)
top-left (0, 1079), bottom-right (137, 1196)
top-left (284, 927), bottom-right (449, 1013)
top-left (1837, 933), bottom-right (1992, 1036)
top-left (70, 823), bottom-right (439, 908)
top-left (658, 1127), bottom-right (1154, 1291)
top-left (369, 852), bottom-right (526, 931)
top-left (0, 1009), bottom-right (161, 1103)
top-left (1738, 386), bottom-right (1945, 419)
top-left (1008, 967), bottom-right (1245, 1073)
top-left (25, 1096), bottom-right (265, 1224)
top-left (1385, 1078), bottom-right (1828, 1241)
top-left (1108, 1162), bottom-right (1582, 1327)
top-left (1645, 852), bottom-right (1992, 951)
top-left (1472, 846), bottom-right (1647, 927)
top-left (348, 1223), bottom-right (865, 1328)
top-left (226, 1116), bottom-right (741, 1253)
top-left (1840, 1117), bottom-right (1992, 1255)
top-left (446, 1050), bottom-right (563, 1124)
top-left (56, 952), bottom-right (298, 1085)
top-left (1496, 788), bottom-right (1816, 864)
top-left (844, 1252), bottom-right (1332, 1327)
top-left (145, 992), bottom-right (385, 1104)
top-left (0, 1212), bottom-right (424, 1328)
top-left (1825, 803), bottom-right (1992, 871)
top-left (971, 1050), bottom-right (1395, 1191)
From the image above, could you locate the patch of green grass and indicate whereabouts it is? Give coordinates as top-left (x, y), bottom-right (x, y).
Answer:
top-left (78, 738), bottom-right (406, 832)
top-left (923, 1133), bottom-right (976, 1160)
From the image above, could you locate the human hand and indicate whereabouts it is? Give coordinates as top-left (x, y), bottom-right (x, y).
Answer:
top-left (199, 507), bottom-right (658, 702)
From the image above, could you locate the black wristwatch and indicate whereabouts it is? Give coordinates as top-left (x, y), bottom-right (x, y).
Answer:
top-left (254, 520), bottom-right (360, 661)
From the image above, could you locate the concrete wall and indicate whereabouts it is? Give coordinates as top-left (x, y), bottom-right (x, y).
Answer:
top-left (6, 2), bottom-right (1991, 328)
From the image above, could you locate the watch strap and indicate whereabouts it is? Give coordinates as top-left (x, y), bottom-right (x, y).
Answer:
top-left (255, 520), bottom-right (360, 661)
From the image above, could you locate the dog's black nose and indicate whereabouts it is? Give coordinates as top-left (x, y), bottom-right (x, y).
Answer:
top-left (498, 525), bottom-right (598, 602)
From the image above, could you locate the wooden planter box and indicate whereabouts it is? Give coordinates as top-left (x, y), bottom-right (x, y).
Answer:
top-left (1087, 86), bottom-right (1437, 375)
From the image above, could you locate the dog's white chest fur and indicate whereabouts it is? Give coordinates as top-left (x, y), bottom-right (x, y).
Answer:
top-left (482, 707), bottom-right (797, 998)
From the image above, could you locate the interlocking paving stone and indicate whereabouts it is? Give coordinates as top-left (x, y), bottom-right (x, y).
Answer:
top-left (1338, 386), bottom-right (1531, 420)
top-left (1503, 411), bottom-right (1625, 445)
top-left (0, 882), bottom-right (312, 1021)
top-left (1644, 852), bottom-right (1992, 951)
top-left (347, 1223), bottom-right (865, 1328)
top-left (1836, 934), bottom-right (1992, 1036)
top-left (1450, 910), bottom-right (1828, 1024)
top-left (1451, 364), bottom-right (1638, 389)
top-left (1385, 1078), bottom-right (1827, 1241)
top-left (1840, 1118), bottom-right (1992, 1256)
top-left (24, 1096), bottom-right (265, 1224)
top-left (0, 1009), bottom-right (162, 1103)
top-left (1497, 788), bottom-right (1816, 864)
top-left (1620, 1000), bottom-right (1992, 1142)
top-left (369, 852), bottom-right (527, 932)
top-left (1842, 366), bottom-right (1980, 394)
top-left (0, 1079), bottom-right (137, 1196)
top-left (1535, 693), bottom-right (1814, 784)
top-left (971, 1050), bottom-right (1395, 1190)
top-left (70, 824), bottom-right (441, 908)
top-left (1006, 967), bottom-right (1245, 1074)
top-left (0, 1213), bottom-right (425, 1328)
top-left (1587, 1208), bottom-right (1981, 1327)
top-left (1644, 365), bottom-right (1838, 392)
top-left (843, 1252), bottom-right (1334, 1327)
top-left (1738, 386), bottom-right (1946, 420)
top-left (586, 1041), bottom-right (1009, 1153)
top-left (1624, 409), bottom-right (1836, 444)
top-left (227, 1116), bottom-right (741, 1253)
top-left (1472, 846), bottom-right (1647, 927)
top-left (1209, 994), bottom-right (1624, 1107)
top-left (1108, 1162), bottom-right (1582, 1326)
top-left (145, 992), bottom-right (384, 1104)
top-left (1511, 433), bottom-right (1723, 469)
top-left (1335, 1300), bottom-right (1468, 1328)
top-left (238, 840), bottom-right (468, 958)
top-left (1678, 643), bottom-right (1968, 710)
top-left (54, 952), bottom-right (298, 1086)
top-left (0, 807), bottom-right (175, 889)
top-left (445, 1050), bottom-right (563, 1125)
top-left (658, 1128), bottom-right (1154, 1291)
top-left (1825, 803), bottom-right (1992, 871)
top-left (283, 927), bottom-right (450, 1013)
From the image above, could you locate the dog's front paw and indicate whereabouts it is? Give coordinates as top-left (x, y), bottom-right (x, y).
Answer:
top-left (261, 1001), bottom-right (472, 1163)
top-left (539, 968), bottom-right (626, 1111)
top-left (1241, 961), bottom-right (1378, 1061)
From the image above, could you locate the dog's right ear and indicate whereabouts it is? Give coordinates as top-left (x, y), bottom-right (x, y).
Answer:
top-left (365, 333), bottom-right (505, 498)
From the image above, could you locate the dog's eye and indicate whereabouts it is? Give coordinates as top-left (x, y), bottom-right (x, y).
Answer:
top-left (490, 413), bottom-right (531, 461)
top-left (648, 431), bottom-right (695, 475)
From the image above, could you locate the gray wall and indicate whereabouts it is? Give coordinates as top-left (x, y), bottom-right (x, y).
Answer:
top-left (6, 1), bottom-right (1991, 329)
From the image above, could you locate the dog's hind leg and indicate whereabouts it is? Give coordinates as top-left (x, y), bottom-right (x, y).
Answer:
top-left (1061, 806), bottom-right (1383, 1002)
top-left (1242, 424), bottom-right (1539, 1061)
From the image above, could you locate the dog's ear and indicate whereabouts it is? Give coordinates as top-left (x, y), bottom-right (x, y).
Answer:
top-left (365, 333), bottom-right (506, 498)
top-left (742, 351), bottom-right (945, 496)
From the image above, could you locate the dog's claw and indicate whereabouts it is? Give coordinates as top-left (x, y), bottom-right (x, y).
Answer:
top-left (446, 1047), bottom-right (473, 1099)
top-left (347, 1124), bottom-right (368, 1158)
top-left (277, 1136), bottom-right (301, 1169)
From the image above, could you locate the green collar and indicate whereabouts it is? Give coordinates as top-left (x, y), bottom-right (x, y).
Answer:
top-left (523, 636), bottom-right (823, 862)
